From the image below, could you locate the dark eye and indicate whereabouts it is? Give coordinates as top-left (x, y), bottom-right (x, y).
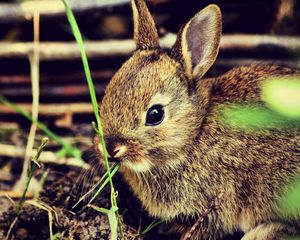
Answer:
top-left (145, 105), bottom-right (165, 126)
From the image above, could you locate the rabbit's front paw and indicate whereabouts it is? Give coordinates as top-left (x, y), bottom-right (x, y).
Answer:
top-left (242, 223), bottom-right (298, 240)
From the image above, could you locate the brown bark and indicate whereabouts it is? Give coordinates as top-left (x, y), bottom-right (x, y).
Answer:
top-left (0, 35), bottom-right (299, 59)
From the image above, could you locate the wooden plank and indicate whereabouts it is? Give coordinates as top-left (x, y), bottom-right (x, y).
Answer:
top-left (0, 34), bottom-right (299, 59)
top-left (0, 143), bottom-right (89, 169)
top-left (0, 0), bottom-right (130, 23)
top-left (1, 84), bottom-right (106, 98)
top-left (0, 71), bottom-right (113, 84)
top-left (0, 103), bottom-right (93, 115)
top-left (215, 58), bottom-right (300, 69)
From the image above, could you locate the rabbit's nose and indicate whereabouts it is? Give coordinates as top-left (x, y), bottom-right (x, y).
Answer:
top-left (111, 145), bottom-right (127, 158)
top-left (98, 135), bottom-right (127, 160)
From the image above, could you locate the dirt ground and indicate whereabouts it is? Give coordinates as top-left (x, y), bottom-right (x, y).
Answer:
top-left (0, 147), bottom-right (244, 239)
top-left (0, 160), bottom-right (245, 239)
top-left (0, 127), bottom-right (179, 240)
top-left (0, 123), bottom-right (246, 240)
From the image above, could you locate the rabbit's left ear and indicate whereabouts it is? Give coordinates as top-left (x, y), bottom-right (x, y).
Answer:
top-left (171, 5), bottom-right (222, 79)
top-left (131, 0), bottom-right (159, 50)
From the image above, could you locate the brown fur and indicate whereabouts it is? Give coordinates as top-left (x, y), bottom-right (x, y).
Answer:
top-left (94, 1), bottom-right (300, 239)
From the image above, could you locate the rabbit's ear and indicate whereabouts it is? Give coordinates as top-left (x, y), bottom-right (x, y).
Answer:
top-left (171, 5), bottom-right (221, 79)
top-left (131, 0), bottom-right (159, 50)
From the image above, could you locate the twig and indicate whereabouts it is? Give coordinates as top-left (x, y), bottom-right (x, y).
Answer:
top-left (0, 170), bottom-right (13, 181)
top-left (0, 35), bottom-right (299, 59)
top-left (25, 199), bottom-right (59, 240)
top-left (181, 191), bottom-right (224, 240)
top-left (0, 103), bottom-right (93, 115)
top-left (0, 70), bottom-right (113, 84)
top-left (0, 95), bottom-right (82, 159)
top-left (5, 216), bottom-right (18, 240)
top-left (0, 84), bottom-right (106, 99)
top-left (0, 143), bottom-right (89, 169)
top-left (215, 58), bottom-right (300, 69)
top-left (0, 191), bottom-right (34, 199)
top-left (16, 2), bottom-right (40, 192)
top-left (5, 138), bottom-right (48, 240)
top-left (0, 0), bottom-right (130, 23)
top-left (4, 193), bottom-right (16, 206)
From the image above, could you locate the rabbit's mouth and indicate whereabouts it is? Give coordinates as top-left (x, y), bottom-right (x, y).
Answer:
top-left (94, 135), bottom-right (153, 172)
top-left (107, 156), bottom-right (121, 163)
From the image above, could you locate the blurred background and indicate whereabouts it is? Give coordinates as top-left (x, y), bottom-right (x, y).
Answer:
top-left (0, 0), bottom-right (300, 137)
top-left (1, 0), bottom-right (300, 191)
top-left (0, 0), bottom-right (299, 239)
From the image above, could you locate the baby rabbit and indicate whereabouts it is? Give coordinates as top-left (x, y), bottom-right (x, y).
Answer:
top-left (94, 0), bottom-right (300, 239)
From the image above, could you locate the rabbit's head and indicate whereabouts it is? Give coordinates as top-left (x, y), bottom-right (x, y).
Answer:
top-left (94, 0), bottom-right (222, 173)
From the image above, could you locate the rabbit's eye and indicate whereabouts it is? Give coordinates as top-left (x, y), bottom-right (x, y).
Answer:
top-left (145, 105), bottom-right (165, 126)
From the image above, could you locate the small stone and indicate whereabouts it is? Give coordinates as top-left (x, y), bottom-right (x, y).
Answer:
top-left (16, 228), bottom-right (28, 239)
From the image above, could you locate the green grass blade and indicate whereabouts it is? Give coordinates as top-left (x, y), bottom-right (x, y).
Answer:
top-left (15, 137), bottom-right (48, 215)
top-left (107, 206), bottom-right (118, 240)
top-left (62, 1), bottom-right (123, 238)
top-left (88, 165), bottom-right (120, 205)
top-left (0, 95), bottom-right (82, 159)
top-left (62, 0), bottom-right (113, 193)
top-left (219, 77), bottom-right (300, 217)
top-left (72, 164), bottom-right (113, 209)
top-left (89, 205), bottom-right (119, 240)
top-left (142, 220), bottom-right (164, 235)
top-left (88, 205), bottom-right (110, 214)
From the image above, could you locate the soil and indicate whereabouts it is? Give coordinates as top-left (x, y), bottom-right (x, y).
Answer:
top-left (0, 129), bottom-right (242, 240)
top-left (0, 143), bottom-right (178, 240)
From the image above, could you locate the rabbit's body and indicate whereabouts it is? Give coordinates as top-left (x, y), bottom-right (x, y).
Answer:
top-left (94, 1), bottom-right (300, 239)
top-left (120, 64), bottom-right (300, 239)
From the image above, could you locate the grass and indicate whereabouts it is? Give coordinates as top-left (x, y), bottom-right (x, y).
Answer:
top-left (72, 164), bottom-right (120, 209)
top-left (62, 0), bottom-right (123, 239)
top-left (15, 137), bottom-right (48, 215)
top-left (141, 220), bottom-right (164, 236)
top-left (21, 6), bottom-right (40, 195)
top-left (0, 95), bottom-right (82, 160)
top-left (26, 199), bottom-right (59, 240)
top-left (6, 138), bottom-right (49, 240)
top-left (3, 1), bottom-right (298, 238)
top-left (0, 1), bottom-right (124, 238)
top-left (220, 77), bottom-right (300, 131)
top-left (89, 204), bottom-right (119, 240)
top-left (221, 77), bottom-right (300, 217)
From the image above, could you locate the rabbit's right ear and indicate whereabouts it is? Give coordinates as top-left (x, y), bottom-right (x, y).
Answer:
top-left (131, 0), bottom-right (159, 50)
top-left (171, 5), bottom-right (222, 80)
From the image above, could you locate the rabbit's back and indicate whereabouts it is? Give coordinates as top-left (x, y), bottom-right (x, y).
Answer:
top-left (192, 64), bottom-right (300, 235)
top-left (212, 64), bottom-right (299, 101)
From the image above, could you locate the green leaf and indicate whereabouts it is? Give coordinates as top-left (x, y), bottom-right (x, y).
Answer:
top-left (52, 232), bottom-right (62, 240)
top-left (219, 104), bottom-right (299, 131)
top-left (89, 205), bottom-right (119, 240)
top-left (262, 77), bottom-right (300, 119)
top-left (107, 207), bottom-right (119, 240)
top-left (277, 177), bottom-right (300, 217)
top-left (289, 237), bottom-right (300, 240)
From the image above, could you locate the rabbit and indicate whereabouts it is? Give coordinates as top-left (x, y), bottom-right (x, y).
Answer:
top-left (93, 0), bottom-right (300, 239)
